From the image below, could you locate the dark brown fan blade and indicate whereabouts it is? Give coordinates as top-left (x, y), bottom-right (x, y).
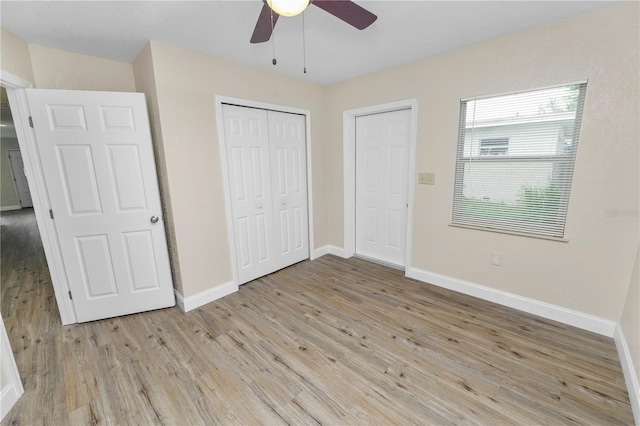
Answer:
top-left (250, 3), bottom-right (280, 43)
top-left (312, 0), bottom-right (377, 30)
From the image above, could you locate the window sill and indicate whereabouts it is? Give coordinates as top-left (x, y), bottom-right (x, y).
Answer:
top-left (448, 223), bottom-right (569, 242)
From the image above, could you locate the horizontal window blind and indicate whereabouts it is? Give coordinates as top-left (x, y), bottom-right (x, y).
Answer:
top-left (452, 83), bottom-right (587, 238)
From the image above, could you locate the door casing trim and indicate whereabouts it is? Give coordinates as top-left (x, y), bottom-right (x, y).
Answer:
top-left (343, 99), bottom-right (418, 273)
top-left (215, 95), bottom-right (315, 287)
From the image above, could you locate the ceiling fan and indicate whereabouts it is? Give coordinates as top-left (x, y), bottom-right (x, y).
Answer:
top-left (250, 0), bottom-right (377, 44)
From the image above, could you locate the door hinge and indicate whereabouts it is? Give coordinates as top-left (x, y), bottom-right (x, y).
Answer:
top-left (28, 116), bottom-right (34, 128)
top-left (49, 209), bottom-right (54, 219)
top-left (68, 291), bottom-right (73, 300)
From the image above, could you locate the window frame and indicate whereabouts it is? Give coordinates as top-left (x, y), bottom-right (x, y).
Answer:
top-left (450, 82), bottom-right (588, 240)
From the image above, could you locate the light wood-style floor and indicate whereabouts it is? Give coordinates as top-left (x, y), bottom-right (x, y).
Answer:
top-left (1, 208), bottom-right (633, 425)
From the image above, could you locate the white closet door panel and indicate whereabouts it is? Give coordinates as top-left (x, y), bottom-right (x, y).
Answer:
top-left (222, 105), bottom-right (309, 285)
top-left (355, 109), bottom-right (411, 266)
top-left (222, 105), bottom-right (277, 284)
top-left (267, 110), bottom-right (309, 269)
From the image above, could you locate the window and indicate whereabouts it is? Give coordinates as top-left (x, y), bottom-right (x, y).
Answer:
top-left (479, 138), bottom-right (509, 156)
top-left (452, 83), bottom-right (587, 238)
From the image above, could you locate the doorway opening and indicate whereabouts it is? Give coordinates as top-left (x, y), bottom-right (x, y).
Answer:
top-left (1, 86), bottom-right (59, 329)
top-left (343, 99), bottom-right (418, 272)
top-left (1, 98), bottom-right (32, 211)
top-left (1, 72), bottom-right (76, 325)
top-left (0, 82), bottom-right (53, 421)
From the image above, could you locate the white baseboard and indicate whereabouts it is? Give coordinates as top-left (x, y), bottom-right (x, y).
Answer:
top-left (615, 325), bottom-right (640, 424)
top-left (312, 245), bottom-right (329, 259)
top-left (174, 281), bottom-right (238, 313)
top-left (311, 254), bottom-right (616, 337)
top-left (406, 267), bottom-right (617, 337)
top-left (328, 245), bottom-right (347, 258)
top-left (313, 245), bottom-right (348, 259)
top-left (174, 290), bottom-right (186, 311)
top-left (0, 205), bottom-right (21, 212)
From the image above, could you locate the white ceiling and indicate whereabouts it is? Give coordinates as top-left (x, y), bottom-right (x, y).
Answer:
top-left (0, 0), bottom-right (622, 85)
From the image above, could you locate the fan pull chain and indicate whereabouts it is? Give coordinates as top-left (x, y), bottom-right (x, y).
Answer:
top-left (302, 12), bottom-right (307, 74)
top-left (271, 7), bottom-right (277, 65)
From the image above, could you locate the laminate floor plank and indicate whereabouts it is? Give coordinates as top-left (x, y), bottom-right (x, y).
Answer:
top-left (1, 209), bottom-right (634, 425)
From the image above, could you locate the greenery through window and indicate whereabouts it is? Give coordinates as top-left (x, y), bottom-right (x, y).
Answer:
top-left (452, 83), bottom-right (587, 238)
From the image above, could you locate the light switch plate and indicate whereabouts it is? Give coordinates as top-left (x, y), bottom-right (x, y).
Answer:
top-left (418, 172), bottom-right (435, 185)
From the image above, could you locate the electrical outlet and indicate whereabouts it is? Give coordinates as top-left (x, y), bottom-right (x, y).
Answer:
top-left (491, 251), bottom-right (502, 266)
top-left (418, 172), bottom-right (435, 185)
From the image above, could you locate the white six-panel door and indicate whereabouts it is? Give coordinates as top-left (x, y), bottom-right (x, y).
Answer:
top-left (355, 109), bottom-right (411, 267)
top-left (222, 105), bottom-right (277, 284)
top-left (221, 105), bottom-right (309, 285)
top-left (267, 110), bottom-right (309, 270)
top-left (26, 89), bottom-right (175, 323)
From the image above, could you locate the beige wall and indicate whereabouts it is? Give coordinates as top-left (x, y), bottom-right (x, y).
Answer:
top-left (0, 138), bottom-right (21, 207)
top-left (0, 28), bottom-right (34, 84)
top-left (145, 41), bottom-right (328, 298)
top-left (326, 2), bottom-right (639, 321)
top-left (1, 28), bottom-right (134, 91)
top-left (132, 44), bottom-right (184, 294)
top-left (29, 44), bottom-right (135, 92)
top-left (621, 242), bottom-right (640, 400)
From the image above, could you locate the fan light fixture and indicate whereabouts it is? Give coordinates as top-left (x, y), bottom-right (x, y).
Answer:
top-left (267, 0), bottom-right (310, 17)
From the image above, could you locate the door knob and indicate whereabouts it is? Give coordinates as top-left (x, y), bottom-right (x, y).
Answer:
top-left (150, 215), bottom-right (159, 224)
top-left (257, 204), bottom-right (263, 209)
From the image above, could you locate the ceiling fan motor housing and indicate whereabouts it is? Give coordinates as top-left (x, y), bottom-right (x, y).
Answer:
top-left (266, 0), bottom-right (310, 17)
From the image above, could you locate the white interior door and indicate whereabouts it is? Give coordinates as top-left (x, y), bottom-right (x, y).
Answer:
top-left (26, 89), bottom-right (175, 323)
top-left (355, 109), bottom-right (411, 267)
top-left (7, 149), bottom-right (32, 208)
top-left (267, 110), bottom-right (309, 270)
top-left (221, 104), bottom-right (309, 285)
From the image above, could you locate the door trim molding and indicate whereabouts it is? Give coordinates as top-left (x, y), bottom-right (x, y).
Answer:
top-left (1, 70), bottom-right (77, 325)
top-left (214, 96), bottom-right (315, 287)
top-left (0, 317), bottom-right (23, 420)
top-left (343, 99), bottom-right (418, 273)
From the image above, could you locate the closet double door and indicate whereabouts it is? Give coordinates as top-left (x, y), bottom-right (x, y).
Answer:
top-left (221, 104), bottom-right (309, 284)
